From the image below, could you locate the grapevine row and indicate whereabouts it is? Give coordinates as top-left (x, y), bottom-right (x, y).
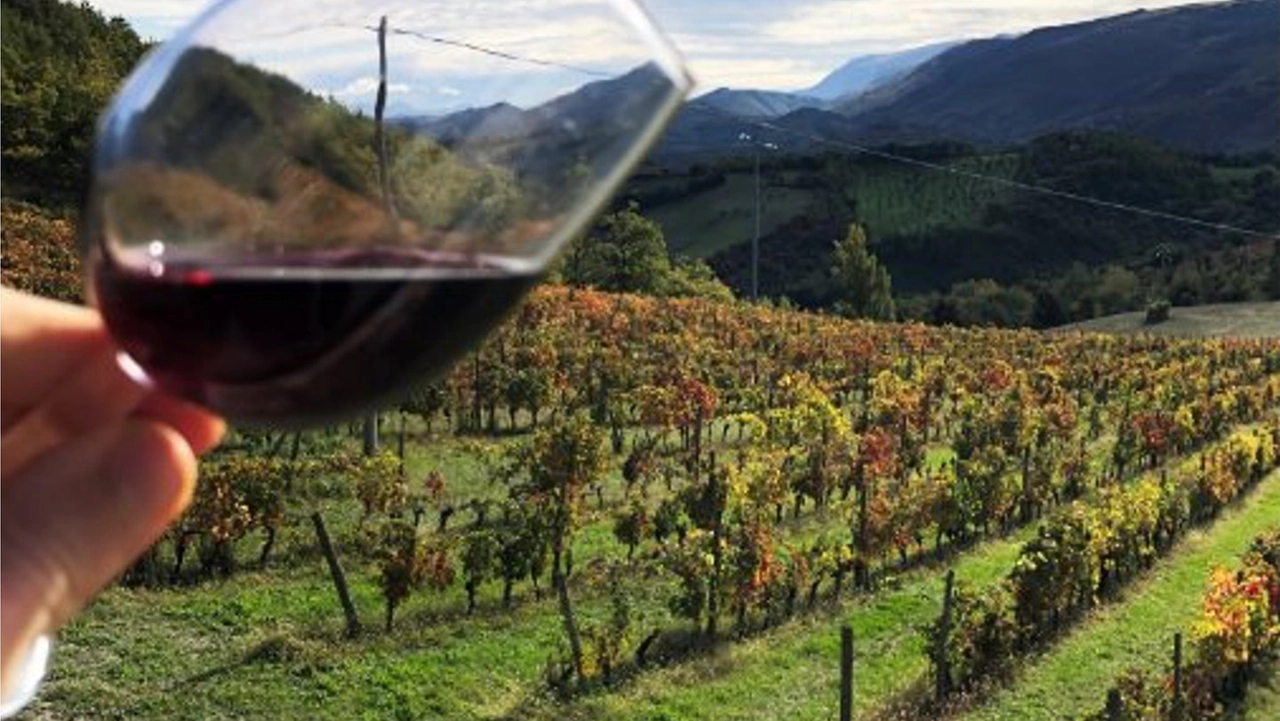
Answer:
top-left (925, 423), bottom-right (1280, 702)
top-left (1080, 527), bottom-right (1280, 720)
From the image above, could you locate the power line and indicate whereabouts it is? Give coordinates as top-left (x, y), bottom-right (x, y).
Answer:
top-left (368, 25), bottom-right (614, 78)
top-left (244, 21), bottom-right (616, 78)
top-left (240, 20), bottom-right (1277, 242)
top-left (684, 102), bottom-right (1280, 241)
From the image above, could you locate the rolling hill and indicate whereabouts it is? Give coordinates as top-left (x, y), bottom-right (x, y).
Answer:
top-left (839, 0), bottom-right (1279, 155)
top-left (692, 87), bottom-right (827, 119)
top-left (651, 0), bottom-right (1279, 161)
top-left (1059, 301), bottom-right (1280, 339)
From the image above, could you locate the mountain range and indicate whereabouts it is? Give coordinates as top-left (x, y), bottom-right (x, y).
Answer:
top-left (656, 0), bottom-right (1278, 160)
top-left (395, 0), bottom-right (1276, 163)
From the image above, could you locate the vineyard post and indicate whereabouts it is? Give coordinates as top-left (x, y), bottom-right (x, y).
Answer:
top-left (935, 569), bottom-right (955, 702)
top-left (397, 412), bottom-right (407, 478)
top-left (1106, 688), bottom-right (1122, 721)
top-left (839, 624), bottom-right (854, 721)
top-left (1172, 631), bottom-right (1183, 720)
top-left (311, 509), bottom-right (362, 638)
top-left (854, 459), bottom-right (869, 590)
top-left (707, 452), bottom-right (723, 638)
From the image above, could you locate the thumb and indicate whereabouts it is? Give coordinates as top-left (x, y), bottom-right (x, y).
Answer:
top-left (1, 421), bottom-right (196, 697)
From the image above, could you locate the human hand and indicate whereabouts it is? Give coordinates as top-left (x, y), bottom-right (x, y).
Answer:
top-left (1, 287), bottom-right (225, 709)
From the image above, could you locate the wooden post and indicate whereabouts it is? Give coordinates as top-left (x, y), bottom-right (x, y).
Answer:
top-left (311, 510), bottom-right (361, 638)
top-left (839, 625), bottom-right (854, 721)
top-left (1172, 632), bottom-right (1183, 721)
top-left (374, 15), bottom-right (396, 217)
top-left (935, 569), bottom-right (955, 702)
top-left (361, 15), bottom-right (398, 459)
top-left (1105, 687), bottom-right (1122, 721)
top-left (397, 412), bottom-right (407, 478)
top-left (363, 413), bottom-right (379, 456)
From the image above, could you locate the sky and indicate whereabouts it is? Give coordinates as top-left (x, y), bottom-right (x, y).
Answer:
top-left (84, 0), bottom-right (1212, 112)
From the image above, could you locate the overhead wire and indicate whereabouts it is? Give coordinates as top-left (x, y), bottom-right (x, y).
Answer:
top-left (682, 102), bottom-right (1280, 241)
top-left (241, 20), bottom-right (1278, 241)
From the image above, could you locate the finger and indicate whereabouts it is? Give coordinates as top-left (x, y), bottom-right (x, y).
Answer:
top-left (0, 289), bottom-right (107, 431)
top-left (135, 393), bottom-right (227, 455)
top-left (0, 420), bottom-right (195, 695)
top-left (0, 343), bottom-right (148, 479)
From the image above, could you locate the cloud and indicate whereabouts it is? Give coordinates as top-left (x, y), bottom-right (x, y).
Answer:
top-left (86, 0), bottom-right (1239, 95)
top-left (649, 0), bottom-right (1215, 90)
top-left (759, 0), bottom-right (1207, 51)
top-left (331, 76), bottom-right (411, 98)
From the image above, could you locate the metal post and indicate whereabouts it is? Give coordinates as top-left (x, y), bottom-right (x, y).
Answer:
top-left (752, 148), bottom-right (760, 301)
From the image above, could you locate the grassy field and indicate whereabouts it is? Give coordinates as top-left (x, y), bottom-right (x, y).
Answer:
top-left (956, 470), bottom-right (1280, 721)
top-left (647, 173), bottom-right (815, 258)
top-left (1060, 301), bottom-right (1280, 339)
top-left (641, 154), bottom-right (1017, 260)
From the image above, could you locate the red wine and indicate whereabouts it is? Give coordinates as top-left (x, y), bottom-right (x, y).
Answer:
top-left (90, 249), bottom-right (539, 427)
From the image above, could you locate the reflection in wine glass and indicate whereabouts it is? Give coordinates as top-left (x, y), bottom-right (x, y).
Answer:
top-left (83, 0), bottom-right (692, 427)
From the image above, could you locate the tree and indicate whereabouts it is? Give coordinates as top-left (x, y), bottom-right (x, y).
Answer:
top-left (830, 223), bottom-right (895, 321)
top-left (1092, 265), bottom-right (1141, 315)
top-left (1266, 239), bottom-right (1280, 301)
top-left (563, 203), bottom-right (671, 294)
top-left (1, 0), bottom-right (149, 208)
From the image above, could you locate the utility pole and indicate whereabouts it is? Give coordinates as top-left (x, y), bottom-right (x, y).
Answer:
top-left (365, 14), bottom-right (396, 456)
top-left (739, 133), bottom-right (777, 302)
top-left (374, 15), bottom-right (396, 217)
top-left (753, 147), bottom-right (760, 301)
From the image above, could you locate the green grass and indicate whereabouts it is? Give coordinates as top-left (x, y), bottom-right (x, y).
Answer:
top-left (649, 173), bottom-right (815, 258)
top-left (1239, 669), bottom-right (1280, 720)
top-left (23, 425), bottom-right (1030, 721)
top-left (25, 422), bottom-right (1279, 721)
top-left (955, 470), bottom-right (1280, 721)
top-left (647, 155), bottom-right (1018, 261)
top-left (516, 526), bottom-right (1036, 721)
top-left (1059, 301), bottom-right (1280, 339)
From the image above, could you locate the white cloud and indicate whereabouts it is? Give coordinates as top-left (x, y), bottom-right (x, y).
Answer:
top-left (86, 0), bottom-right (1253, 95)
top-left (437, 86), bottom-right (462, 97)
top-left (762, 0), bottom-right (1203, 50)
top-left (331, 76), bottom-right (411, 98)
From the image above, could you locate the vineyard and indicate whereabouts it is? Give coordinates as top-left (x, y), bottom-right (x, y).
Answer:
top-left (8, 234), bottom-right (1277, 719)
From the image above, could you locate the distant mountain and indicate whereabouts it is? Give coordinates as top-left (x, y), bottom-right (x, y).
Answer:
top-left (838, 0), bottom-right (1279, 154)
top-left (801, 41), bottom-right (959, 101)
top-left (400, 64), bottom-right (677, 181)
top-left (652, 0), bottom-right (1278, 162)
top-left (693, 87), bottom-right (826, 119)
top-left (395, 102), bottom-right (528, 144)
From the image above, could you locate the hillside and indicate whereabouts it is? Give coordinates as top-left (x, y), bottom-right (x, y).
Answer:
top-left (0, 0), bottom-right (149, 208)
top-left (627, 132), bottom-right (1279, 321)
top-left (693, 87), bottom-right (827, 119)
top-left (801, 41), bottom-right (958, 101)
top-left (653, 0), bottom-right (1279, 161)
top-left (1060, 301), bottom-right (1280, 339)
top-left (841, 0), bottom-right (1279, 154)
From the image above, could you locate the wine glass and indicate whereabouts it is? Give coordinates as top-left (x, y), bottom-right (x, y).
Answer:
top-left (81, 0), bottom-right (691, 428)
